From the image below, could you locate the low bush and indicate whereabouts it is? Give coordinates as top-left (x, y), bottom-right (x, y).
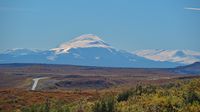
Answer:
top-left (93, 95), bottom-right (116, 112)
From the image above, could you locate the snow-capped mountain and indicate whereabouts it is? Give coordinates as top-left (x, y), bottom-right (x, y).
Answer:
top-left (134, 49), bottom-right (200, 64)
top-left (51, 34), bottom-right (113, 54)
top-left (0, 34), bottom-right (193, 68)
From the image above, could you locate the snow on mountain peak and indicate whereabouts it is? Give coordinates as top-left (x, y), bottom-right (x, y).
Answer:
top-left (51, 34), bottom-right (112, 54)
top-left (72, 34), bottom-right (102, 41)
top-left (2, 48), bottom-right (40, 54)
top-left (134, 49), bottom-right (200, 64)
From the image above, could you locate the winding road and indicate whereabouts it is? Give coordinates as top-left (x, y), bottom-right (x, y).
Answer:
top-left (31, 77), bottom-right (48, 90)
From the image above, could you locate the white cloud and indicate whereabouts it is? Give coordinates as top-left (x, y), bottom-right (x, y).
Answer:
top-left (184, 7), bottom-right (200, 11)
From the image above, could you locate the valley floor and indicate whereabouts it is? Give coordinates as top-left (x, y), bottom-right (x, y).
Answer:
top-left (0, 77), bottom-right (200, 112)
top-left (0, 64), bottom-right (200, 111)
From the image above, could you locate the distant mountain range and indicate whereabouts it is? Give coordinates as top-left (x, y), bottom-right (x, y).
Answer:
top-left (0, 34), bottom-right (199, 68)
top-left (135, 49), bottom-right (200, 65)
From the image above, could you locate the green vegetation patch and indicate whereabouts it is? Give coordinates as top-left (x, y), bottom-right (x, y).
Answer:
top-left (9, 78), bottom-right (200, 112)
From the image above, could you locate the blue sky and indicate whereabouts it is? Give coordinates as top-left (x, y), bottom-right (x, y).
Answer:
top-left (0, 0), bottom-right (200, 52)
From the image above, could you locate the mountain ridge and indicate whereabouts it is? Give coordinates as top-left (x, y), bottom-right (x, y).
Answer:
top-left (135, 49), bottom-right (200, 64)
top-left (0, 34), bottom-right (198, 68)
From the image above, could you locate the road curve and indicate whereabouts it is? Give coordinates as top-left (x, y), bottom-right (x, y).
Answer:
top-left (31, 77), bottom-right (48, 90)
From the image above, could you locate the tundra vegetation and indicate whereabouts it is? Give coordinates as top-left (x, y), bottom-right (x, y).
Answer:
top-left (6, 78), bottom-right (200, 112)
